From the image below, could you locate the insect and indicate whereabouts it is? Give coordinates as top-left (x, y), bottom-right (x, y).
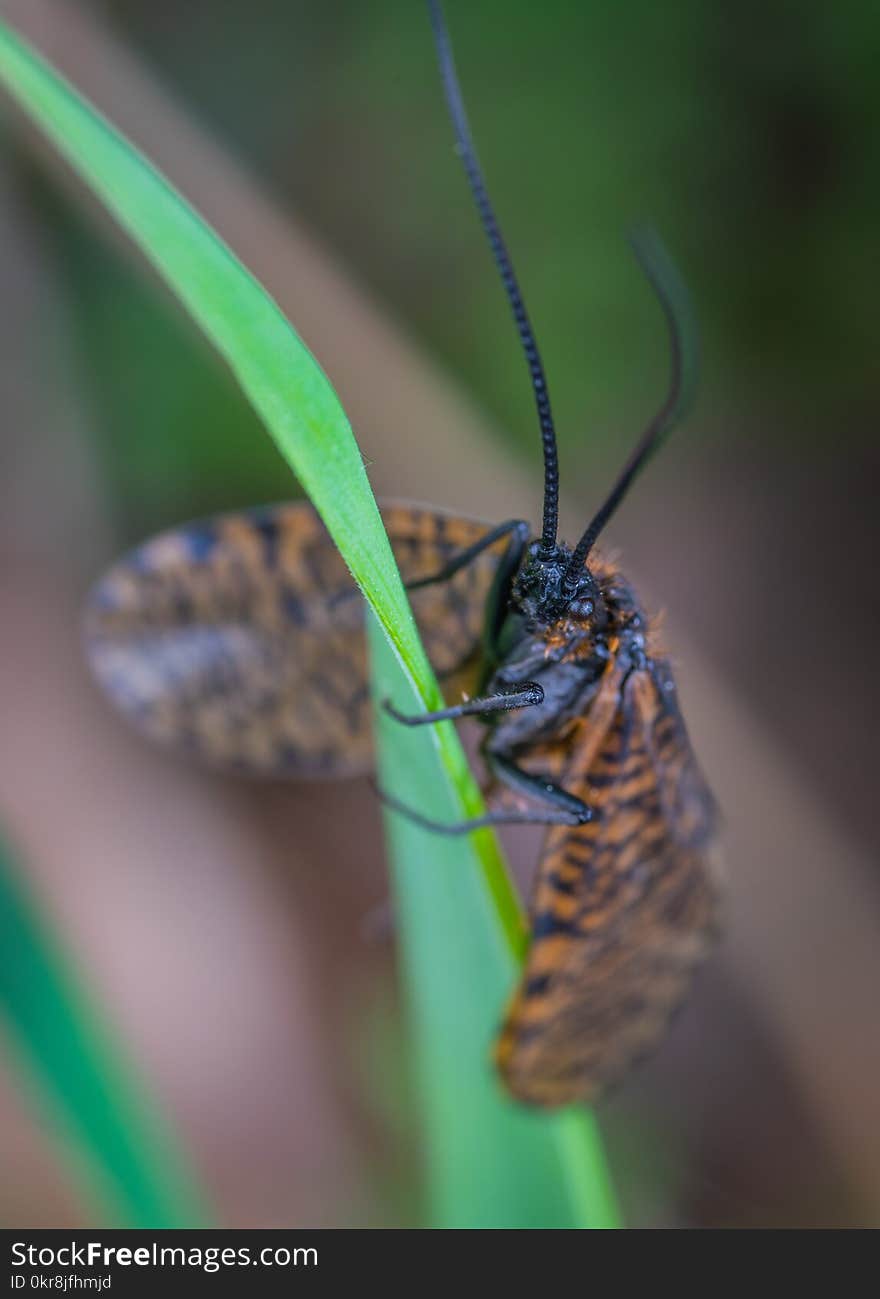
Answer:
top-left (84, 0), bottom-right (719, 1108)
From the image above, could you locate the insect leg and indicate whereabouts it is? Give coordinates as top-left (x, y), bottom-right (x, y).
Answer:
top-left (375, 786), bottom-right (585, 835)
top-left (406, 519), bottom-right (529, 591)
top-left (383, 682), bottom-right (543, 727)
top-left (394, 521), bottom-right (529, 686)
top-left (486, 750), bottom-right (594, 823)
top-left (326, 519), bottom-right (528, 617)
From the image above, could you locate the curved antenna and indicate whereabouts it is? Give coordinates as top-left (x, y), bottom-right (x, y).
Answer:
top-left (564, 228), bottom-right (699, 589)
top-left (427, 0), bottom-right (560, 554)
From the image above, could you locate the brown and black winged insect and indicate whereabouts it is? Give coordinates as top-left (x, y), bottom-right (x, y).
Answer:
top-left (84, 1), bottom-right (719, 1108)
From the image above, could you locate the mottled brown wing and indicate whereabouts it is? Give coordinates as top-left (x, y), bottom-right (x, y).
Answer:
top-left (495, 661), bottom-right (719, 1108)
top-left (84, 501), bottom-right (504, 777)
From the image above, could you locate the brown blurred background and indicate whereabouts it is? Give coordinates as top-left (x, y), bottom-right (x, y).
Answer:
top-left (0, 0), bottom-right (878, 1227)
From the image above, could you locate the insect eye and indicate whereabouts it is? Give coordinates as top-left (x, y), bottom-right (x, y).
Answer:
top-left (568, 596), bottom-right (594, 619)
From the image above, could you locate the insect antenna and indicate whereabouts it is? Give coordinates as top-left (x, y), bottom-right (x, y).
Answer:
top-left (427, 0), bottom-right (560, 555)
top-left (563, 227), bottom-right (699, 589)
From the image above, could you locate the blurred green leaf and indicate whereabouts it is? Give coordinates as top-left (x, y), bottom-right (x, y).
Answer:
top-left (0, 833), bottom-right (208, 1227)
top-left (0, 20), bottom-right (620, 1227)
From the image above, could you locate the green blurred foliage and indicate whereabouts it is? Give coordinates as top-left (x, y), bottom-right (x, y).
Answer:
top-left (27, 172), bottom-right (292, 539)
top-left (0, 830), bottom-right (208, 1226)
top-left (17, 0), bottom-right (880, 533)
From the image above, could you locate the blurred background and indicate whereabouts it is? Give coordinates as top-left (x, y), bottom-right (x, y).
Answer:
top-left (0, 0), bottom-right (878, 1227)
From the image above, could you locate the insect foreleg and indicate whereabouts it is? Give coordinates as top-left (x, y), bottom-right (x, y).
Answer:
top-left (480, 522), bottom-right (531, 659)
top-left (406, 518), bottom-right (529, 592)
top-left (382, 682), bottom-right (543, 727)
top-left (375, 787), bottom-right (585, 835)
top-left (486, 751), bottom-right (593, 824)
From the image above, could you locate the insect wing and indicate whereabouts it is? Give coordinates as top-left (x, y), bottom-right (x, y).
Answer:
top-left (84, 501), bottom-right (503, 777)
top-left (495, 661), bottom-right (719, 1107)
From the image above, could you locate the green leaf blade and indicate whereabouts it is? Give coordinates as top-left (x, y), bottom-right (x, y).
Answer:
top-left (0, 835), bottom-right (209, 1227)
top-left (0, 21), bottom-right (428, 699)
top-left (370, 617), bottom-right (620, 1228)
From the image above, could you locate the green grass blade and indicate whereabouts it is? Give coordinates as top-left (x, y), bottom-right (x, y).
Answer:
top-left (370, 618), bottom-right (620, 1228)
top-left (0, 834), bottom-right (209, 1226)
top-left (0, 21), bottom-right (620, 1227)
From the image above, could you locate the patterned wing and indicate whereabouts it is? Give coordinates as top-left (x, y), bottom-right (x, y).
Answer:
top-left (84, 501), bottom-right (503, 777)
top-left (495, 661), bottom-right (719, 1108)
